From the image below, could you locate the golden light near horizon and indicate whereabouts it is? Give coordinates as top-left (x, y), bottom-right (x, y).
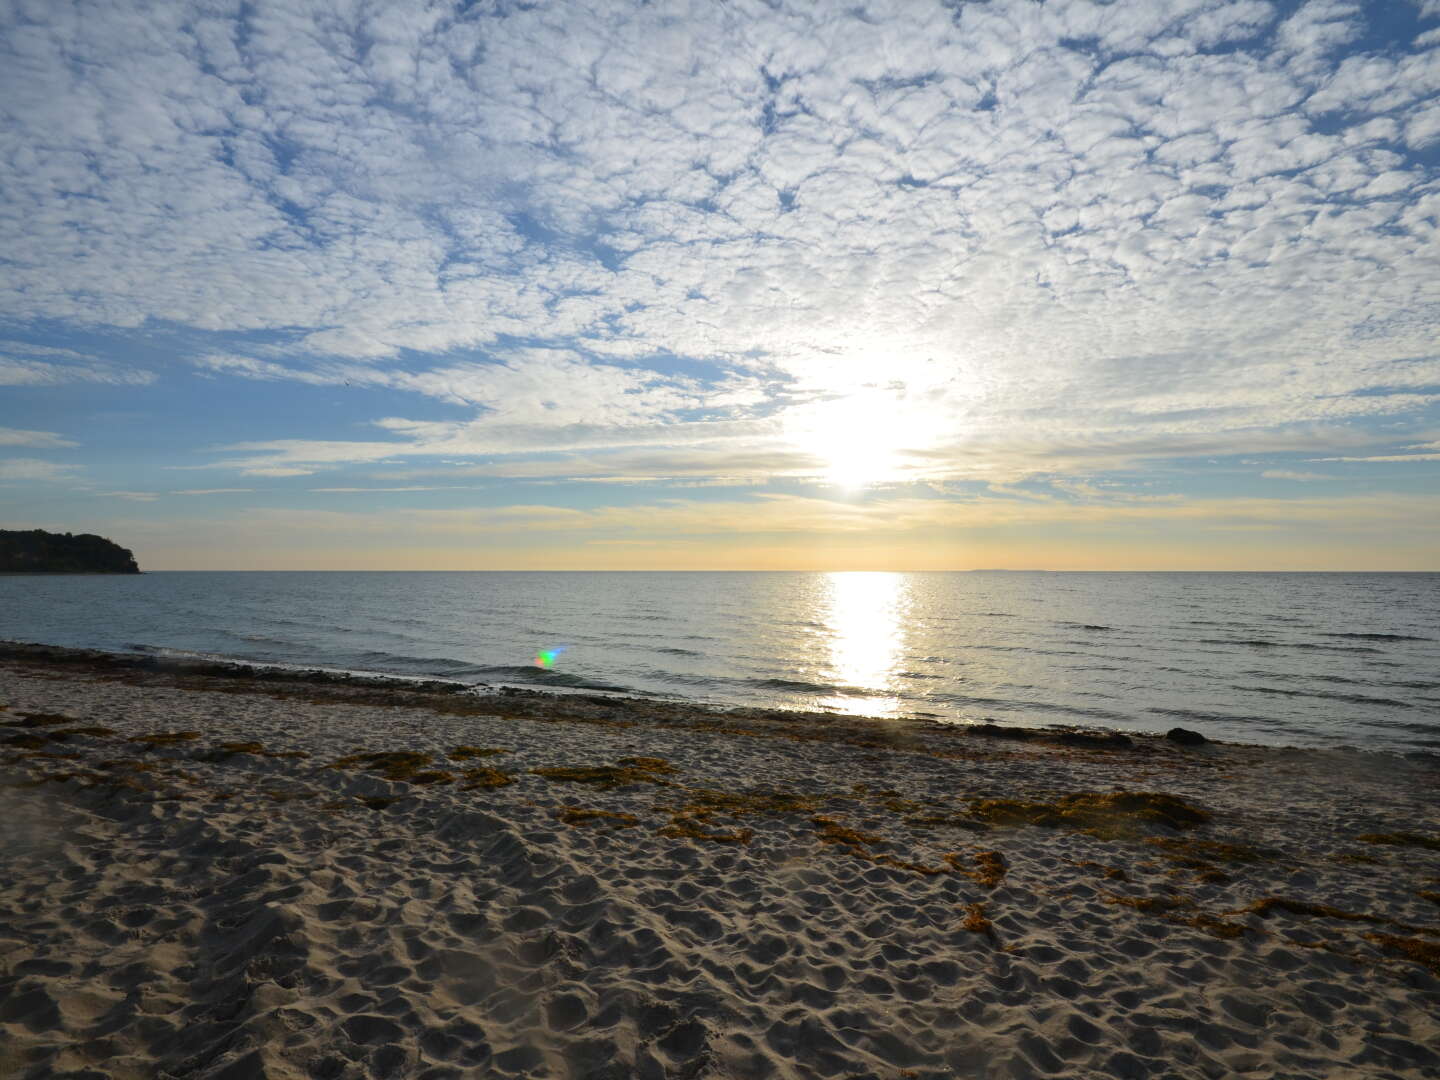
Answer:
top-left (817, 570), bottom-right (911, 717)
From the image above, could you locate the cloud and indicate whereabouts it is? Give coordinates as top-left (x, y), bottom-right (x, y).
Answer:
top-left (102, 488), bottom-right (252, 501)
top-left (131, 491), bottom-right (1440, 550)
top-left (0, 426), bottom-right (76, 448)
top-left (238, 467), bottom-right (317, 478)
top-left (0, 356), bottom-right (155, 387)
top-left (0, 458), bottom-right (84, 483)
top-left (2, 0), bottom-right (1439, 489)
top-left (1261, 469), bottom-right (1328, 481)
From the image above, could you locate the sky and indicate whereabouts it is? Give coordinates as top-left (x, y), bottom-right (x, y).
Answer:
top-left (1, 0), bottom-right (1438, 571)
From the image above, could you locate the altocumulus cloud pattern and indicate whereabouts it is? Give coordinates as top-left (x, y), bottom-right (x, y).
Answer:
top-left (1, 0), bottom-right (1438, 487)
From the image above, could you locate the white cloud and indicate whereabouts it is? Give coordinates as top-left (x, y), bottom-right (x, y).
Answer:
top-left (0, 426), bottom-right (76, 448)
top-left (239, 466), bottom-right (316, 477)
top-left (1261, 469), bottom-right (1328, 481)
top-left (2, 0), bottom-right (1438, 487)
top-left (0, 457), bottom-right (84, 482)
top-left (0, 357), bottom-right (155, 386)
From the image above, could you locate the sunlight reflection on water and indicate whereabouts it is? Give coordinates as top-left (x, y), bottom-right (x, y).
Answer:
top-left (818, 571), bottom-right (910, 716)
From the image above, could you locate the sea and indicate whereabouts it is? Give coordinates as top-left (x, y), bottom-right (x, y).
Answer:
top-left (3, 571), bottom-right (1437, 755)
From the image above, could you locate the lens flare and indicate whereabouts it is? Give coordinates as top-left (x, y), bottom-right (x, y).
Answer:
top-left (535, 646), bottom-right (566, 669)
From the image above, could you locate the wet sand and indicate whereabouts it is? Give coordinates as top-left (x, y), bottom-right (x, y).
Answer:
top-left (1, 642), bottom-right (1438, 1079)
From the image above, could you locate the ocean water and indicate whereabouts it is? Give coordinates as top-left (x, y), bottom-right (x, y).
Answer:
top-left (2, 571), bottom-right (1437, 754)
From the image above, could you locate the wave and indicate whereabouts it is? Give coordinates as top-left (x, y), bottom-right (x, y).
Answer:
top-left (1322, 632), bottom-right (1431, 642)
top-left (1199, 638), bottom-right (1381, 654)
top-left (1234, 685), bottom-right (1413, 708)
top-left (1147, 706), bottom-right (1274, 725)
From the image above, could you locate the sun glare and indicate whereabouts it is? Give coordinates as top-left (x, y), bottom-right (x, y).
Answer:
top-left (786, 388), bottom-right (921, 489)
top-left (818, 570), bottom-right (910, 716)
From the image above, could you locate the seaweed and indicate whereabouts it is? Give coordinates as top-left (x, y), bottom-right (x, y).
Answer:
top-left (129, 731), bottom-right (202, 746)
top-left (1357, 832), bottom-right (1440, 852)
top-left (330, 750), bottom-right (452, 783)
top-left (944, 850), bottom-right (1008, 887)
top-left (1226, 896), bottom-right (1439, 934)
top-left (557, 807), bottom-right (639, 829)
top-left (1, 712), bottom-right (75, 729)
top-left (1106, 892), bottom-right (1193, 913)
top-left (902, 812), bottom-right (990, 832)
top-left (617, 756), bottom-right (677, 774)
top-left (1364, 933), bottom-right (1440, 975)
top-left (459, 766), bottom-right (515, 790)
top-left (659, 818), bottom-right (754, 844)
top-left (811, 816), bottom-right (883, 855)
top-left (672, 788), bottom-right (824, 820)
top-left (1145, 836), bottom-right (1267, 864)
top-left (531, 758), bottom-right (676, 790)
top-left (1186, 913), bottom-right (1247, 940)
top-left (1418, 890), bottom-right (1440, 908)
top-left (969, 791), bottom-right (1209, 838)
top-left (55, 726), bottom-right (116, 738)
top-left (449, 746), bottom-right (510, 761)
top-left (961, 903), bottom-right (996, 938)
top-left (203, 741), bottom-right (309, 761)
top-left (808, 816), bottom-right (961, 875)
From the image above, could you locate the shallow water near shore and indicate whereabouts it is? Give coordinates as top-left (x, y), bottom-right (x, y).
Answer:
top-left (2, 570), bottom-right (1437, 753)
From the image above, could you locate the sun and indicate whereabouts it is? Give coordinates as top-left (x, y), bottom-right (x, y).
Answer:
top-left (785, 387), bottom-right (926, 488)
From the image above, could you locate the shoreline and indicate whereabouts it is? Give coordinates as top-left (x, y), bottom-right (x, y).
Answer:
top-left (2, 641), bottom-right (1438, 1078)
top-left (3, 638), bottom-right (1436, 763)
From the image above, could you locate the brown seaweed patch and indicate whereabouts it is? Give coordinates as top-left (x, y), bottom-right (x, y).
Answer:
top-left (1186, 913), bottom-right (1247, 940)
top-left (1146, 836), bottom-right (1268, 864)
top-left (903, 812), bottom-right (990, 832)
top-left (659, 817), bottom-right (754, 844)
top-left (944, 850), bottom-right (1008, 887)
top-left (203, 741), bottom-right (311, 761)
top-left (970, 791), bottom-right (1209, 838)
top-left (812, 816), bottom-right (884, 854)
top-left (1227, 897), bottom-right (1436, 933)
top-left (961, 903), bottom-right (996, 938)
top-left (1357, 832), bottom-right (1440, 852)
top-left (1417, 890), bottom-right (1440, 908)
top-left (1364, 932), bottom-right (1440, 975)
top-left (129, 731), bottom-right (202, 746)
top-left (1334, 853), bottom-right (1384, 865)
top-left (1106, 892), bottom-right (1194, 913)
top-left (617, 756), bottom-right (677, 774)
top-left (330, 750), bottom-right (451, 784)
top-left (459, 766), bottom-right (515, 790)
top-left (449, 746), bottom-right (511, 761)
top-left (264, 789), bottom-right (316, 803)
top-left (55, 726), bottom-right (116, 738)
top-left (2, 712), bottom-right (75, 728)
top-left (531, 758), bottom-right (676, 790)
top-left (557, 807), bottom-right (639, 828)
top-left (674, 788), bottom-right (824, 820)
top-left (809, 816), bottom-right (953, 874)
top-left (3, 733), bottom-right (50, 749)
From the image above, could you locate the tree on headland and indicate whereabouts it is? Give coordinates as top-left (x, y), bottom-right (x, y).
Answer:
top-left (0, 529), bottom-right (140, 573)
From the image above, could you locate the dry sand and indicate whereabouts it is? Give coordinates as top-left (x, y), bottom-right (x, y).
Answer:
top-left (1, 644), bottom-right (1438, 1079)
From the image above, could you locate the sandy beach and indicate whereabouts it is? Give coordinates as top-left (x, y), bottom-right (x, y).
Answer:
top-left (1, 643), bottom-right (1437, 1080)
